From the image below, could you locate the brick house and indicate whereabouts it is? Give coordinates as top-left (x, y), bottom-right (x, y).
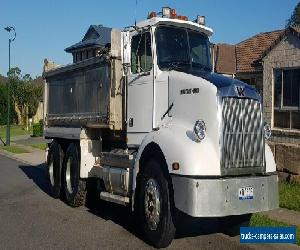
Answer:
top-left (214, 26), bottom-right (300, 179)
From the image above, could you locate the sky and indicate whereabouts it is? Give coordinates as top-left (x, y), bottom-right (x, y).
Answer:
top-left (0, 0), bottom-right (298, 77)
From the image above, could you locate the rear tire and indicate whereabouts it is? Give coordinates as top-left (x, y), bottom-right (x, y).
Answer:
top-left (62, 143), bottom-right (86, 207)
top-left (138, 159), bottom-right (176, 248)
top-left (46, 141), bottom-right (64, 198)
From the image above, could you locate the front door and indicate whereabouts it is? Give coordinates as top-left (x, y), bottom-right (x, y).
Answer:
top-left (127, 31), bottom-right (154, 146)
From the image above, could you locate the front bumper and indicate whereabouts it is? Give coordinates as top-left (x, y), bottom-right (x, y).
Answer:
top-left (171, 174), bottom-right (278, 217)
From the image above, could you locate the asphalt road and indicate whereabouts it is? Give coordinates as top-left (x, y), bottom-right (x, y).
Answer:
top-left (0, 154), bottom-right (297, 250)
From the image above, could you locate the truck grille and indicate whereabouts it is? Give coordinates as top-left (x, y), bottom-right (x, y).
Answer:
top-left (220, 98), bottom-right (265, 175)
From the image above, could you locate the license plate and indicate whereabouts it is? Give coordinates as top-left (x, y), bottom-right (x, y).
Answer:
top-left (239, 186), bottom-right (254, 200)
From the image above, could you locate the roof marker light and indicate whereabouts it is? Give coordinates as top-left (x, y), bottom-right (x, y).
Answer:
top-left (170, 9), bottom-right (177, 19)
top-left (148, 11), bottom-right (157, 19)
top-left (196, 15), bottom-right (205, 25)
top-left (178, 15), bottom-right (188, 21)
top-left (162, 7), bottom-right (171, 18)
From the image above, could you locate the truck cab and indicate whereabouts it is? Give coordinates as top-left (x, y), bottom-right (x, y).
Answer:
top-left (124, 16), bottom-right (213, 145)
top-left (123, 10), bottom-right (277, 210)
top-left (44, 7), bottom-right (278, 248)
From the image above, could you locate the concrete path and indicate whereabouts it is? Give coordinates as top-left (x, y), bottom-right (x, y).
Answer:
top-left (262, 208), bottom-right (300, 227)
top-left (0, 143), bottom-right (45, 166)
top-left (11, 134), bottom-right (31, 142)
top-left (12, 135), bottom-right (49, 145)
top-left (0, 135), bottom-right (47, 166)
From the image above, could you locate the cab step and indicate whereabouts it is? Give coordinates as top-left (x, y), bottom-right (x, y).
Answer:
top-left (100, 191), bottom-right (130, 206)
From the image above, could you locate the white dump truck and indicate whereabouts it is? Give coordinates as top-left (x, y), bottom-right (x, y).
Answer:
top-left (43, 7), bottom-right (278, 248)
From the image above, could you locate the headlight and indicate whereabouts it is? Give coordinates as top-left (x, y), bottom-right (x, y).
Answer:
top-left (264, 122), bottom-right (271, 140)
top-left (194, 120), bottom-right (206, 142)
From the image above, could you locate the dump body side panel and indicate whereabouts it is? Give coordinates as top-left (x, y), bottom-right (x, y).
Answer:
top-left (46, 59), bottom-right (111, 127)
top-left (44, 28), bottom-right (123, 132)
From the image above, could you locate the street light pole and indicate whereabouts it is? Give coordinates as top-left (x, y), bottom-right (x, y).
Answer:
top-left (4, 26), bottom-right (16, 146)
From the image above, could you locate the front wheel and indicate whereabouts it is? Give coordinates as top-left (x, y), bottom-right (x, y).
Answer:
top-left (62, 143), bottom-right (86, 207)
top-left (138, 159), bottom-right (176, 248)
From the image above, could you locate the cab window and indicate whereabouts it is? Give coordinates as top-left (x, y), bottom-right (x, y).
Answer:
top-left (131, 32), bottom-right (152, 74)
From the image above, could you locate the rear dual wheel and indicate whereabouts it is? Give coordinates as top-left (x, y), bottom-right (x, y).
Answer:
top-left (46, 141), bottom-right (64, 198)
top-left (46, 141), bottom-right (86, 207)
top-left (62, 143), bottom-right (86, 207)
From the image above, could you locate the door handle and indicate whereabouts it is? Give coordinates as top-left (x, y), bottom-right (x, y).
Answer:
top-left (129, 118), bottom-right (133, 127)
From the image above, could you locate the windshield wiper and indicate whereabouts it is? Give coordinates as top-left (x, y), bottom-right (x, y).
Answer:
top-left (165, 61), bottom-right (191, 71)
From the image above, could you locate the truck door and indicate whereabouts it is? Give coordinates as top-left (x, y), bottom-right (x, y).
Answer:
top-left (126, 31), bottom-right (154, 146)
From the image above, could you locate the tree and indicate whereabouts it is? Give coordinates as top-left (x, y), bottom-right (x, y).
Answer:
top-left (23, 74), bottom-right (32, 83)
top-left (286, 2), bottom-right (300, 27)
top-left (6, 68), bottom-right (43, 125)
top-left (7, 67), bottom-right (21, 80)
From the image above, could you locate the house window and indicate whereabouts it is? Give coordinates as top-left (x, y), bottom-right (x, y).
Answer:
top-left (274, 68), bottom-right (300, 130)
top-left (131, 32), bottom-right (152, 74)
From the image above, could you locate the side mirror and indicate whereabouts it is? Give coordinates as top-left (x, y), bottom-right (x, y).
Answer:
top-left (122, 31), bottom-right (131, 65)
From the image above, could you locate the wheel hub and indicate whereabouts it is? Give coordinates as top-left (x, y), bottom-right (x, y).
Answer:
top-left (144, 178), bottom-right (160, 230)
top-left (49, 160), bottom-right (54, 186)
top-left (66, 157), bottom-right (74, 194)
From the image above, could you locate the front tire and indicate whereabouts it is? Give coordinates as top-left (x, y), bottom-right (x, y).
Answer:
top-left (138, 159), bottom-right (176, 248)
top-left (46, 141), bottom-right (64, 198)
top-left (62, 143), bottom-right (86, 207)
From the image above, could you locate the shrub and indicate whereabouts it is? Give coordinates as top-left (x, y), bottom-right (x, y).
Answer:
top-left (32, 120), bottom-right (43, 137)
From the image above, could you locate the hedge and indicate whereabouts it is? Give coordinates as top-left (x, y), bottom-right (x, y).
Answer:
top-left (32, 120), bottom-right (43, 137)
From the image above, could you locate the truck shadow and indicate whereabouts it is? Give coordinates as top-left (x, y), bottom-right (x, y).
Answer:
top-left (85, 189), bottom-right (225, 243)
top-left (19, 164), bottom-right (52, 196)
top-left (19, 164), bottom-right (228, 243)
top-left (86, 198), bottom-right (225, 243)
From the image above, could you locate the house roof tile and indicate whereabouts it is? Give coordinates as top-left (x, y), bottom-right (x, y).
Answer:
top-left (235, 29), bottom-right (284, 72)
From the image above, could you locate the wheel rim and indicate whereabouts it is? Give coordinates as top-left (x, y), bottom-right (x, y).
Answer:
top-left (49, 159), bottom-right (54, 186)
top-left (144, 178), bottom-right (161, 231)
top-left (66, 156), bottom-right (74, 194)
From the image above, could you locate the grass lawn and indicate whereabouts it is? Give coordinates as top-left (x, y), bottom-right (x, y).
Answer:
top-left (250, 214), bottom-right (300, 245)
top-left (279, 181), bottom-right (300, 212)
top-left (0, 125), bottom-right (32, 139)
top-left (0, 145), bottom-right (30, 154)
top-left (30, 143), bottom-right (47, 150)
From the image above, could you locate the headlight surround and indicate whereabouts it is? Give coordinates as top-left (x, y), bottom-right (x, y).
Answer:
top-left (193, 120), bottom-right (206, 142)
top-left (264, 122), bottom-right (272, 140)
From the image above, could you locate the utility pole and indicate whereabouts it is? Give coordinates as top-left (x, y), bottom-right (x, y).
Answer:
top-left (4, 26), bottom-right (16, 146)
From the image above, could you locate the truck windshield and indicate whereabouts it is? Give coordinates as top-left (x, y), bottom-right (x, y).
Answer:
top-left (156, 26), bottom-right (211, 71)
